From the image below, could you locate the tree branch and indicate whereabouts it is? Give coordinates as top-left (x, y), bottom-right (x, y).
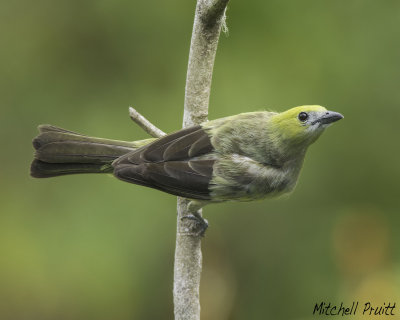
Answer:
top-left (129, 106), bottom-right (166, 138)
top-left (174, 1), bottom-right (229, 319)
top-left (204, 0), bottom-right (229, 27)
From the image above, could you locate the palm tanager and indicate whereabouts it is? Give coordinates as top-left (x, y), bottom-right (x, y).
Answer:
top-left (31, 105), bottom-right (343, 210)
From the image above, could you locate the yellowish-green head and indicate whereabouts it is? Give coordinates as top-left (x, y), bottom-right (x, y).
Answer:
top-left (270, 105), bottom-right (343, 147)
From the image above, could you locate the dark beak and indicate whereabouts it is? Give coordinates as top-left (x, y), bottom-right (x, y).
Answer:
top-left (314, 111), bottom-right (344, 125)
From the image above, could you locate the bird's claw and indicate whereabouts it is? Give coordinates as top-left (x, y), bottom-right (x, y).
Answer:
top-left (180, 214), bottom-right (208, 237)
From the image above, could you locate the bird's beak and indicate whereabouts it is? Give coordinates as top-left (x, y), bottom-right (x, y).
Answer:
top-left (314, 111), bottom-right (344, 125)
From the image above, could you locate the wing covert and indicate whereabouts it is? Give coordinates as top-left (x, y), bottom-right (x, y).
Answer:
top-left (112, 125), bottom-right (215, 200)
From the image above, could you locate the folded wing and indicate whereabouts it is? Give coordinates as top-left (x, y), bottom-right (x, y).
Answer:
top-left (112, 125), bottom-right (215, 200)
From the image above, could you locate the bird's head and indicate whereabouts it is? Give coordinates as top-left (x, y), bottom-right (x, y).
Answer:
top-left (269, 105), bottom-right (343, 149)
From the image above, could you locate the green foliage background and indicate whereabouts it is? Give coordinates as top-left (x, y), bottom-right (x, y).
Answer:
top-left (1, 1), bottom-right (400, 319)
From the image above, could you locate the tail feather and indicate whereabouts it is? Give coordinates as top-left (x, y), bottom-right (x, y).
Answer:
top-left (31, 160), bottom-right (113, 178)
top-left (31, 125), bottom-right (146, 178)
top-left (35, 139), bottom-right (134, 164)
top-left (37, 124), bottom-right (84, 134)
top-left (33, 125), bottom-right (139, 155)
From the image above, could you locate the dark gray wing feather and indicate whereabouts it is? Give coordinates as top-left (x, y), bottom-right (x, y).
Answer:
top-left (189, 134), bottom-right (213, 157)
top-left (163, 130), bottom-right (206, 161)
top-left (141, 126), bottom-right (200, 162)
top-left (113, 125), bottom-right (215, 200)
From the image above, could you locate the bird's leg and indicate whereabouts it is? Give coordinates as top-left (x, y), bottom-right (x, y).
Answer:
top-left (187, 200), bottom-right (206, 212)
top-left (180, 201), bottom-right (208, 237)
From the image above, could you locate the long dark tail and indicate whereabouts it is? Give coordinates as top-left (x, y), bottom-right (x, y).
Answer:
top-left (31, 125), bottom-right (153, 178)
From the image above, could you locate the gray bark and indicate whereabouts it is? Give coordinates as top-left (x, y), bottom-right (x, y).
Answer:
top-left (174, 1), bottom-right (229, 319)
top-left (129, 106), bottom-right (166, 138)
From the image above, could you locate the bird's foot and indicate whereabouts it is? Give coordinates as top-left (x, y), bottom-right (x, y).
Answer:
top-left (180, 213), bottom-right (208, 237)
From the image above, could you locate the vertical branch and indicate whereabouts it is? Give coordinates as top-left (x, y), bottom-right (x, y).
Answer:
top-left (174, 1), bottom-right (229, 320)
top-left (182, 0), bottom-right (229, 127)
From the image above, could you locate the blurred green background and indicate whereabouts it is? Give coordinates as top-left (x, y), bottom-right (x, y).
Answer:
top-left (1, 1), bottom-right (400, 319)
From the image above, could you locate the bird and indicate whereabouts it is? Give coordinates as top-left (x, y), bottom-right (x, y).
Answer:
top-left (31, 105), bottom-right (343, 211)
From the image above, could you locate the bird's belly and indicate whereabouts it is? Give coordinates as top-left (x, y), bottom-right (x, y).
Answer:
top-left (208, 154), bottom-right (297, 202)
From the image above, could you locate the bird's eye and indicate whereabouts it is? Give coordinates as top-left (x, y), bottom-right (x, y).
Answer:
top-left (298, 112), bottom-right (308, 122)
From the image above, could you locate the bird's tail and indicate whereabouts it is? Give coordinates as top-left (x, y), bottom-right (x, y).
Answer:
top-left (31, 125), bottom-right (154, 178)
